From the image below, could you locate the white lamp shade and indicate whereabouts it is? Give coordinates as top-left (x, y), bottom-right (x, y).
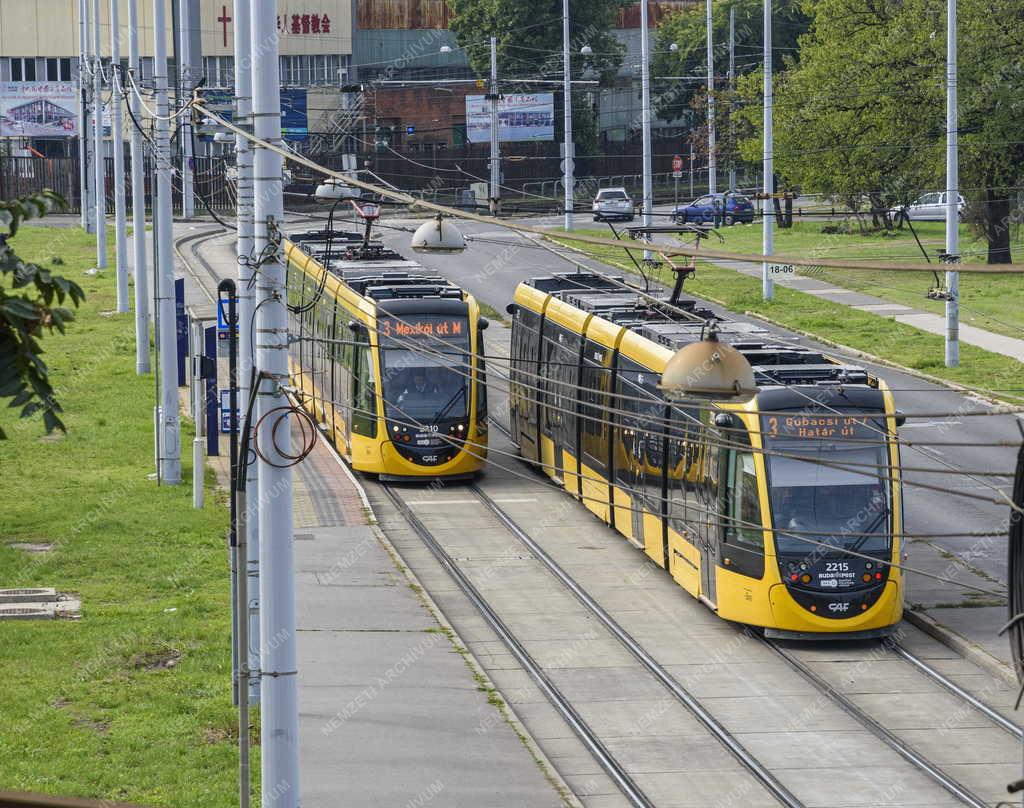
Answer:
top-left (411, 217), bottom-right (466, 254)
top-left (315, 177), bottom-right (358, 201)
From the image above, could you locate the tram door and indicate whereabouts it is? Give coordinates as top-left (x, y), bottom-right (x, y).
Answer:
top-left (511, 306), bottom-right (542, 464)
top-left (540, 324), bottom-right (580, 486)
top-left (696, 433), bottom-right (721, 606)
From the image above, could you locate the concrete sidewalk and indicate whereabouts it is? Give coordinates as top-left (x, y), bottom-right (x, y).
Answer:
top-left (708, 255), bottom-right (1024, 362)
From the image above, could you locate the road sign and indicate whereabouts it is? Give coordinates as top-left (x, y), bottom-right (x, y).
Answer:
top-left (766, 262), bottom-right (795, 275)
top-left (672, 154), bottom-right (683, 172)
top-left (560, 157), bottom-right (575, 174)
top-left (406, 125), bottom-right (415, 134)
top-left (673, 170), bottom-right (683, 179)
top-left (220, 389), bottom-right (239, 434)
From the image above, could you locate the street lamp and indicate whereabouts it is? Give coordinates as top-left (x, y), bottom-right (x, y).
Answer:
top-left (659, 322), bottom-right (756, 403)
top-left (411, 214), bottom-right (467, 254)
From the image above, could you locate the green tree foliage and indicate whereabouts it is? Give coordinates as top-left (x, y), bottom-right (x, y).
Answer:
top-left (734, 0), bottom-right (1024, 260)
top-left (447, 0), bottom-right (630, 155)
top-left (652, 0), bottom-right (810, 125)
top-left (0, 191), bottom-right (84, 438)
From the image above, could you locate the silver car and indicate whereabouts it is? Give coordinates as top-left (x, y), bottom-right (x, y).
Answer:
top-left (592, 187), bottom-right (635, 222)
top-left (892, 192), bottom-right (966, 222)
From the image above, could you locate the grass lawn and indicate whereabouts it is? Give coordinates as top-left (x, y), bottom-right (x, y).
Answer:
top-left (0, 225), bottom-right (241, 806)
top-left (549, 227), bottom-right (1024, 402)
top-left (680, 219), bottom-right (1024, 339)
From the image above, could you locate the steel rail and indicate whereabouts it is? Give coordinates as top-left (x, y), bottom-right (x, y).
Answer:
top-left (764, 639), bottom-right (990, 808)
top-left (379, 484), bottom-right (656, 808)
top-left (889, 641), bottom-right (1023, 740)
top-left (469, 483), bottom-right (807, 808)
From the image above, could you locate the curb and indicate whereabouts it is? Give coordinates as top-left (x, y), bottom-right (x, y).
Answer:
top-left (318, 431), bottom-right (583, 808)
top-left (904, 609), bottom-right (1018, 687)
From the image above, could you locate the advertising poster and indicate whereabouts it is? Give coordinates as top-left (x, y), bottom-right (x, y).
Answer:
top-left (466, 93), bottom-right (554, 143)
top-left (0, 82), bottom-right (78, 138)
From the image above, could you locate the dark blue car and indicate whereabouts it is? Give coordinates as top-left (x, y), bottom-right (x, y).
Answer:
top-left (672, 192), bottom-right (756, 226)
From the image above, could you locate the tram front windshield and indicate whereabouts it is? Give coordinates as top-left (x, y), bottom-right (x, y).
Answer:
top-left (762, 413), bottom-right (892, 556)
top-left (378, 314), bottom-right (471, 425)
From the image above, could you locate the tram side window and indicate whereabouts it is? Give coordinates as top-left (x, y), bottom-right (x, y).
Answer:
top-left (542, 324), bottom-right (579, 451)
top-left (351, 330), bottom-right (377, 438)
top-left (579, 341), bottom-right (611, 474)
top-left (514, 307), bottom-right (541, 424)
top-left (476, 327), bottom-right (488, 423)
top-left (725, 452), bottom-right (763, 550)
top-left (667, 406), bottom-right (700, 533)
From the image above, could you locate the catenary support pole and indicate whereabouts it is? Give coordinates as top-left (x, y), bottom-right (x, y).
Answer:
top-left (561, 0), bottom-right (573, 232)
top-left (489, 36), bottom-right (500, 215)
top-left (728, 6), bottom-right (736, 192)
top-left (762, 0), bottom-right (774, 301)
top-left (92, 0), bottom-right (107, 267)
top-left (179, 0), bottom-right (195, 218)
top-left (251, 0), bottom-right (299, 802)
top-left (640, 0), bottom-right (652, 259)
top-left (232, 0), bottom-right (259, 706)
top-left (153, 0), bottom-right (182, 483)
top-left (111, 0), bottom-right (129, 313)
top-left (944, 0), bottom-right (959, 367)
top-left (78, 0), bottom-right (93, 233)
top-left (707, 0), bottom-right (716, 195)
top-left (128, 0), bottom-right (150, 374)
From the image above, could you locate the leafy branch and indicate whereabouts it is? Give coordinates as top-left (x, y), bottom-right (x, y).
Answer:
top-left (0, 191), bottom-right (85, 438)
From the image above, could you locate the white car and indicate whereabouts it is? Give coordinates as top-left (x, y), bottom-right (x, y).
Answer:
top-left (592, 187), bottom-right (635, 222)
top-left (892, 192), bottom-right (966, 222)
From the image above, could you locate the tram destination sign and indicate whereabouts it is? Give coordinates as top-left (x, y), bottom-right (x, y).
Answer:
top-left (379, 317), bottom-right (466, 339)
top-left (764, 412), bottom-right (881, 440)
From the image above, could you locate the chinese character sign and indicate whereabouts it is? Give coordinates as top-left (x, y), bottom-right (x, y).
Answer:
top-left (0, 82), bottom-right (78, 138)
top-left (466, 93), bottom-right (554, 143)
top-left (276, 12), bottom-right (331, 34)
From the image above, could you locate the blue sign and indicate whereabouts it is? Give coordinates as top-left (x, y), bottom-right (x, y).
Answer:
top-left (406, 125), bottom-right (415, 135)
top-left (175, 278), bottom-right (187, 386)
top-left (217, 296), bottom-right (238, 340)
top-left (281, 88), bottom-right (308, 142)
top-left (205, 326), bottom-right (220, 456)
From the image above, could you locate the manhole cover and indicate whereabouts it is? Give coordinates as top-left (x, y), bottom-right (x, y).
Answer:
top-left (0, 588), bottom-right (57, 604)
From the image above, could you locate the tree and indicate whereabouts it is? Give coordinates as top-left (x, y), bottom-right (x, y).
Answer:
top-left (733, 0), bottom-right (1024, 257)
top-left (0, 191), bottom-right (85, 438)
top-left (652, 0), bottom-right (811, 125)
top-left (447, 0), bottom-right (630, 155)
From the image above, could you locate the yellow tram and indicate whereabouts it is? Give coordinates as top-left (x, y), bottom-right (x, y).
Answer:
top-left (283, 215), bottom-right (488, 480)
top-left (507, 271), bottom-right (903, 638)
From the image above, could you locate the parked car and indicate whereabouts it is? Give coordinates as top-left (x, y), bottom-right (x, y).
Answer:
top-left (592, 187), bottom-right (635, 221)
top-left (891, 192), bottom-right (966, 222)
top-left (672, 192), bottom-right (755, 225)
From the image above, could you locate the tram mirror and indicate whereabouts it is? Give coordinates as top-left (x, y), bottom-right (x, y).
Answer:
top-left (347, 320), bottom-right (364, 334)
top-left (894, 410), bottom-right (906, 427)
top-left (713, 412), bottom-right (737, 429)
top-left (505, 303), bottom-right (517, 315)
top-left (479, 317), bottom-right (490, 330)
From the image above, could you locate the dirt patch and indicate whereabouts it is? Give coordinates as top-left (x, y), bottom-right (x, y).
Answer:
top-left (130, 646), bottom-right (182, 671)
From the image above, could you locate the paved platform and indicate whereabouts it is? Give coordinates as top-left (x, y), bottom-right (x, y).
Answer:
top-left (172, 223), bottom-right (569, 807)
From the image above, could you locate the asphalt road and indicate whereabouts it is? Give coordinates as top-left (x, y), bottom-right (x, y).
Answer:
top-left (377, 215), bottom-right (1021, 589)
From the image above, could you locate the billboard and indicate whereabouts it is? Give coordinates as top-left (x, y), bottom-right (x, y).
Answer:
top-left (1, 82), bottom-right (78, 138)
top-left (466, 93), bottom-right (554, 143)
top-left (198, 87), bottom-right (307, 142)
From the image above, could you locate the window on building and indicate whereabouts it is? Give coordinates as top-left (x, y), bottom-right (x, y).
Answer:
top-left (45, 58), bottom-right (72, 81)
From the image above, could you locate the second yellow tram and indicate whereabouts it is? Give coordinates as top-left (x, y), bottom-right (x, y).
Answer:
top-left (508, 271), bottom-right (903, 638)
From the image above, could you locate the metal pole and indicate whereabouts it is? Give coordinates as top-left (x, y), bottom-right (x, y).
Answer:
top-left (154, 0), bottom-right (182, 483)
top-left (92, 0), bottom-right (107, 267)
top-left (251, 0), bottom-right (299, 802)
top-left (728, 5), bottom-right (736, 192)
top-left (192, 322), bottom-right (204, 509)
top-left (561, 0), bottom-right (574, 232)
top-left (944, 0), bottom-right (959, 368)
top-left (762, 0), bottom-right (774, 301)
top-left (706, 0), bottom-right (716, 195)
top-left (111, 0), bottom-right (129, 313)
top-left (640, 0), bottom-right (652, 258)
top-left (489, 36), bottom-right (500, 216)
top-left (78, 0), bottom-right (93, 233)
top-left (233, 0), bottom-right (260, 708)
top-left (128, 0), bottom-right (150, 374)
top-left (179, 0), bottom-right (195, 218)
top-left (689, 142), bottom-right (694, 198)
